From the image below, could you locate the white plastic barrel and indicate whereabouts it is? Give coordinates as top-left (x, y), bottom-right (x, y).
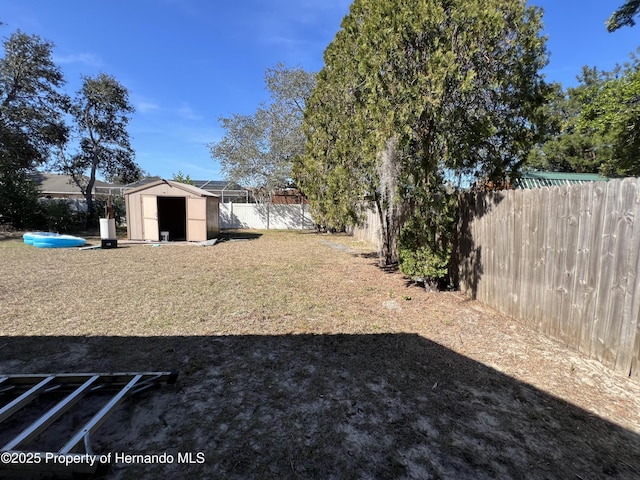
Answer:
top-left (99, 218), bottom-right (116, 239)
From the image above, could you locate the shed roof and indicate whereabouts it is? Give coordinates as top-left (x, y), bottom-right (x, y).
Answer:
top-left (123, 179), bottom-right (218, 197)
top-left (514, 171), bottom-right (610, 189)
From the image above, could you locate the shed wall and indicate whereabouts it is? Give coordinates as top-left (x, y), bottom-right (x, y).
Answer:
top-left (126, 194), bottom-right (142, 240)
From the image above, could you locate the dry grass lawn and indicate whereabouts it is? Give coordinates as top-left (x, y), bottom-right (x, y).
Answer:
top-left (1, 230), bottom-right (639, 479)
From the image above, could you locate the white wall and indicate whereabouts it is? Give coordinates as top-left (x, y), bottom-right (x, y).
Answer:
top-left (219, 203), bottom-right (314, 230)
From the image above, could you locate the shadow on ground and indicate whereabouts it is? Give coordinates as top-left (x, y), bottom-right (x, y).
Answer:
top-left (1, 334), bottom-right (638, 479)
top-left (218, 230), bottom-right (263, 241)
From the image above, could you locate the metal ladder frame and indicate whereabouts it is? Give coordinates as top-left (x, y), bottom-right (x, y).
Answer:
top-left (0, 372), bottom-right (178, 477)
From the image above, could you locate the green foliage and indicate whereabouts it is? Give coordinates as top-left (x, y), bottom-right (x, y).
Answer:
top-left (299, 0), bottom-right (549, 284)
top-left (398, 181), bottom-right (457, 287)
top-left (526, 72), bottom-right (607, 174)
top-left (0, 30), bottom-right (69, 228)
top-left (0, 30), bottom-right (69, 173)
top-left (399, 242), bottom-right (450, 287)
top-left (577, 60), bottom-right (640, 176)
top-left (607, 0), bottom-right (640, 31)
top-left (528, 59), bottom-right (640, 177)
top-left (30, 196), bottom-right (126, 232)
top-left (38, 199), bottom-right (83, 232)
top-left (0, 169), bottom-right (42, 228)
top-left (296, 3), bottom-right (388, 230)
top-left (209, 64), bottom-right (315, 199)
top-left (172, 171), bottom-right (195, 185)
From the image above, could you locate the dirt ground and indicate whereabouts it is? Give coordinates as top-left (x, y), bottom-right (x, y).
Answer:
top-left (0, 230), bottom-right (639, 479)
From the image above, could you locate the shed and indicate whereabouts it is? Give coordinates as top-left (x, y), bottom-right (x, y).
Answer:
top-left (124, 180), bottom-right (220, 242)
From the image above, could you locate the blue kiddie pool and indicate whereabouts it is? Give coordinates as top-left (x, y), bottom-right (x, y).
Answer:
top-left (23, 232), bottom-right (58, 245)
top-left (23, 232), bottom-right (86, 248)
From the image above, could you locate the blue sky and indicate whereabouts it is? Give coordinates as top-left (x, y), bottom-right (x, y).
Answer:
top-left (1, 1), bottom-right (638, 182)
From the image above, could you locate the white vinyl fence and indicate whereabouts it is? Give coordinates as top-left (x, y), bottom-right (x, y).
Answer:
top-left (219, 203), bottom-right (314, 230)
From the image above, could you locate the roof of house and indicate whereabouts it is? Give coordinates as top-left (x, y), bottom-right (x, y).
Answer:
top-left (30, 173), bottom-right (115, 195)
top-left (514, 171), bottom-right (610, 189)
top-left (192, 180), bottom-right (244, 191)
top-left (121, 177), bottom-right (162, 190)
top-left (123, 179), bottom-right (218, 197)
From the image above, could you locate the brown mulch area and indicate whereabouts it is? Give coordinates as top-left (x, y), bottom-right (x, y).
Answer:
top-left (0, 230), bottom-right (639, 479)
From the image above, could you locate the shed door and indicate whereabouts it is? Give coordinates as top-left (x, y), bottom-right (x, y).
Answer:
top-left (142, 195), bottom-right (159, 241)
top-left (187, 197), bottom-right (207, 241)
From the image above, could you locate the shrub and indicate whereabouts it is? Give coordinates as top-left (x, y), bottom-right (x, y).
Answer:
top-left (38, 200), bottom-right (85, 232)
top-left (398, 186), bottom-right (457, 290)
top-left (0, 170), bottom-right (42, 229)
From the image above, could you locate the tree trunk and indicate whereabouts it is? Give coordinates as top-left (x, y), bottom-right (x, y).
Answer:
top-left (374, 196), bottom-right (394, 267)
top-left (84, 162), bottom-right (98, 227)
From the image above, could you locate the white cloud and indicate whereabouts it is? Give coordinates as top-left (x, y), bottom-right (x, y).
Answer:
top-left (136, 100), bottom-right (161, 114)
top-left (177, 104), bottom-right (202, 120)
top-left (53, 53), bottom-right (103, 67)
top-left (180, 161), bottom-right (221, 177)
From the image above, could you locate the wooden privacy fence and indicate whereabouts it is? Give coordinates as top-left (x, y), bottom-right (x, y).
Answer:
top-left (458, 178), bottom-right (640, 379)
top-left (349, 208), bottom-right (382, 248)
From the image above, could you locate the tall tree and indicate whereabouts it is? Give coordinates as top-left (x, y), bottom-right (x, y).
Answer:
top-left (209, 64), bottom-right (315, 201)
top-left (607, 0), bottom-right (640, 32)
top-left (54, 73), bottom-right (140, 224)
top-left (527, 60), bottom-right (640, 177)
top-left (299, 0), bottom-right (548, 280)
top-left (0, 30), bottom-right (68, 227)
top-left (526, 69), bottom-right (610, 173)
top-left (577, 60), bottom-right (640, 176)
top-left (296, 7), bottom-right (380, 231)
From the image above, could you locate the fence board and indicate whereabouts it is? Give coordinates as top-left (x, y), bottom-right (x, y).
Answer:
top-left (497, 192), bottom-right (510, 315)
top-left (581, 183), bottom-right (606, 355)
top-left (542, 188), bottom-right (560, 338)
top-left (632, 323), bottom-right (640, 378)
top-left (459, 178), bottom-right (640, 379)
top-left (351, 208), bottom-right (382, 249)
top-left (619, 179), bottom-right (640, 376)
top-left (608, 178), bottom-right (639, 372)
top-left (488, 192), bottom-right (500, 311)
top-left (558, 186), bottom-right (579, 344)
top-left (592, 183), bottom-right (621, 366)
top-left (516, 189), bottom-right (529, 322)
top-left (508, 191), bottom-right (522, 318)
top-left (476, 193), bottom-right (487, 302)
top-left (530, 188), bottom-right (546, 331)
top-left (568, 183), bottom-right (592, 351)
